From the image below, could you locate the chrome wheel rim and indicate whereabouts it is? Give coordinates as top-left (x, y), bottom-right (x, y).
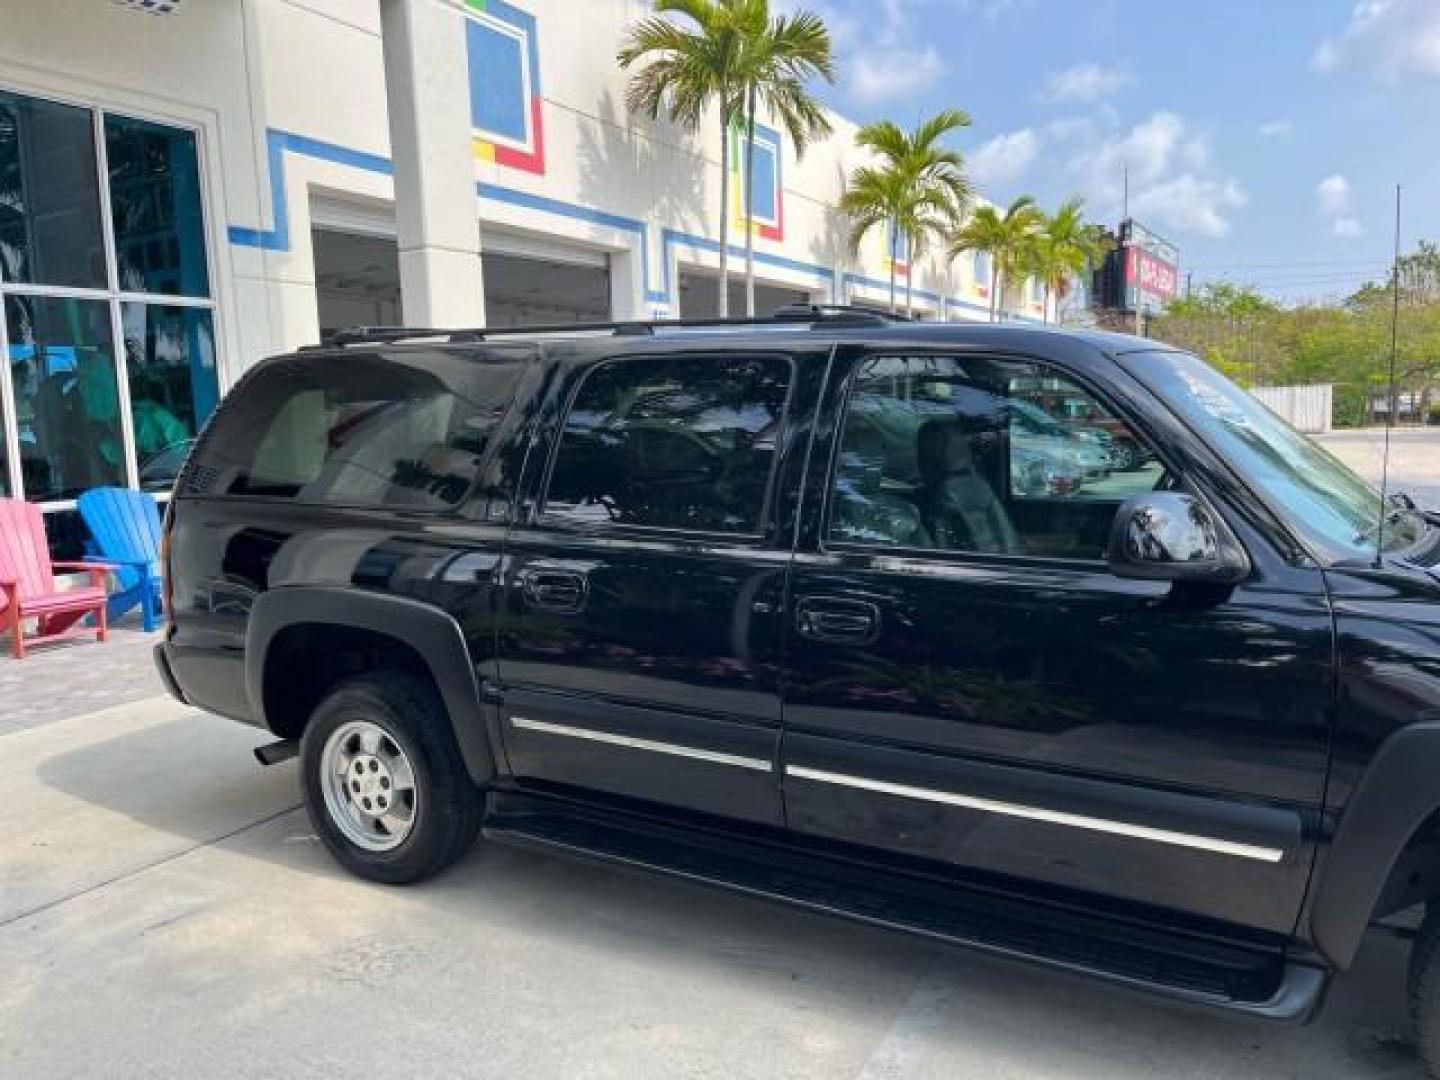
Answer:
top-left (319, 719), bottom-right (419, 852)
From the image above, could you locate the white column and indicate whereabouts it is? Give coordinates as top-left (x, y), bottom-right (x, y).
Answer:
top-left (608, 245), bottom-right (646, 322)
top-left (380, 0), bottom-right (486, 328)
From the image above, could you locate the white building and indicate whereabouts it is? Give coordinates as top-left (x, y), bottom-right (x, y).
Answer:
top-left (0, 0), bottom-right (1050, 548)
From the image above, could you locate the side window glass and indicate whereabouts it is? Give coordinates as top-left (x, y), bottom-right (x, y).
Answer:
top-left (829, 355), bottom-right (1169, 559)
top-left (192, 351), bottom-right (524, 513)
top-left (543, 354), bottom-right (791, 533)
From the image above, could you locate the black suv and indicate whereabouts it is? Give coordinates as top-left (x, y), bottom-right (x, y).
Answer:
top-left (155, 309), bottom-right (1440, 1070)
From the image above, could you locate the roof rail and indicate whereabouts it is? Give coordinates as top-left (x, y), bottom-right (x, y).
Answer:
top-left (314, 304), bottom-right (900, 348)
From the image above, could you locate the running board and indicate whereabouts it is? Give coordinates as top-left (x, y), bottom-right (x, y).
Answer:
top-left (484, 800), bottom-right (1327, 1021)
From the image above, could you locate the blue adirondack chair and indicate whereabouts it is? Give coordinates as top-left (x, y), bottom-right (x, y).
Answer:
top-left (77, 488), bottom-right (164, 632)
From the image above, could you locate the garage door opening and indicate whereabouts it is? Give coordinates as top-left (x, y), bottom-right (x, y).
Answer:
top-left (313, 229), bottom-right (402, 339)
top-left (677, 268), bottom-right (811, 320)
top-left (482, 251), bottom-right (610, 327)
top-left (313, 229), bottom-right (615, 335)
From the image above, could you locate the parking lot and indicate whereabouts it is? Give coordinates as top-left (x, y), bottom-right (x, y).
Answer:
top-left (1316, 428), bottom-right (1440, 508)
top-left (4, 427), bottom-right (1438, 1080)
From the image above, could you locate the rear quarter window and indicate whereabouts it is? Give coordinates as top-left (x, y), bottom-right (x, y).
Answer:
top-left (188, 349), bottom-right (525, 514)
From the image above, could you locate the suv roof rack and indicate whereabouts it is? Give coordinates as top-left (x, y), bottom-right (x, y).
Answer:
top-left (314, 304), bottom-right (903, 349)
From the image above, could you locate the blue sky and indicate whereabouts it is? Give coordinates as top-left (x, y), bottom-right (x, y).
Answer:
top-left (796, 0), bottom-right (1440, 303)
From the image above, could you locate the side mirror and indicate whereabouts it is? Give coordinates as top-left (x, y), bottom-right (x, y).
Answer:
top-left (1106, 492), bottom-right (1250, 584)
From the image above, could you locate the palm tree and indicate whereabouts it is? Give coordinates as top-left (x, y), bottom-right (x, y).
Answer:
top-left (949, 195), bottom-right (1043, 322)
top-left (840, 109), bottom-right (973, 316)
top-left (1027, 197), bottom-right (1108, 325)
top-left (619, 1), bottom-right (746, 317)
top-left (729, 1), bottom-right (835, 316)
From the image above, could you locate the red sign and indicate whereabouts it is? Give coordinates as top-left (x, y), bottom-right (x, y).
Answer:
top-left (1127, 246), bottom-right (1179, 301)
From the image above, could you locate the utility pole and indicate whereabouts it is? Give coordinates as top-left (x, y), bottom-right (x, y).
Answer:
top-left (1121, 165), bottom-right (1145, 337)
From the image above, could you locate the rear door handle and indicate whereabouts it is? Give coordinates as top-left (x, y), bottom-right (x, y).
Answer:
top-left (795, 597), bottom-right (880, 645)
top-left (518, 567), bottom-right (588, 613)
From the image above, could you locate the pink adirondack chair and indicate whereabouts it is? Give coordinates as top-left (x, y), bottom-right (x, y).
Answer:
top-left (0, 498), bottom-right (115, 659)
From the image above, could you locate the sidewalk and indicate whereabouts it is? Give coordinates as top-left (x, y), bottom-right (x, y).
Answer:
top-left (0, 615), bottom-right (164, 736)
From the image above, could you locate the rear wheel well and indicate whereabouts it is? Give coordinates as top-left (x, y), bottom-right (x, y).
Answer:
top-left (1374, 808), bottom-right (1440, 922)
top-left (262, 623), bottom-right (436, 741)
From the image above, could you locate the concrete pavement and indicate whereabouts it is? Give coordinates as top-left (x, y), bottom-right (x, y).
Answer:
top-left (1316, 428), bottom-right (1440, 507)
top-left (0, 695), bottom-right (1427, 1079)
top-left (5, 426), bottom-right (1439, 1078)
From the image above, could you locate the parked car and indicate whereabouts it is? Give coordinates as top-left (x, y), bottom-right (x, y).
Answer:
top-left (156, 309), bottom-right (1440, 1074)
top-left (138, 438), bottom-right (196, 493)
top-left (1007, 397), bottom-right (1112, 483)
top-left (1026, 388), bottom-right (1151, 471)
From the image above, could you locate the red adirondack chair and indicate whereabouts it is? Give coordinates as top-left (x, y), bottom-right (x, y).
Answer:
top-left (0, 498), bottom-right (115, 659)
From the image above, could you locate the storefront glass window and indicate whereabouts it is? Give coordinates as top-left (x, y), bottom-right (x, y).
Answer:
top-left (0, 87), bottom-right (219, 519)
top-left (0, 91), bottom-right (107, 289)
top-left (105, 115), bottom-right (210, 297)
top-left (5, 294), bottom-right (126, 501)
top-left (121, 303), bottom-right (215, 491)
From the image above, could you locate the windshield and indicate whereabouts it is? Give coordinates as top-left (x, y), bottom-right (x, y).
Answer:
top-left (1120, 350), bottom-right (1427, 562)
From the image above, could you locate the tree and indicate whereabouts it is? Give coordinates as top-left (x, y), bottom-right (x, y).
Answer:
top-left (619, 1), bottom-right (747, 317)
top-left (729, 0), bottom-right (835, 316)
top-left (948, 195), bottom-right (1043, 322)
top-left (839, 109), bottom-right (973, 316)
top-left (1350, 239), bottom-right (1440, 309)
top-left (1026, 197), bottom-right (1107, 325)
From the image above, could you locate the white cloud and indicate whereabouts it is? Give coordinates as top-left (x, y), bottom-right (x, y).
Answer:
top-left (1313, 0), bottom-right (1440, 81)
top-left (969, 128), bottom-right (1039, 189)
top-left (957, 0), bottom-right (1034, 19)
top-left (808, 0), bottom-right (949, 105)
top-left (1317, 174), bottom-right (1353, 216)
top-left (1132, 176), bottom-right (1248, 239)
top-left (1037, 62), bottom-right (1132, 105)
top-left (1065, 111), bottom-right (1247, 237)
top-left (1317, 174), bottom-right (1364, 237)
top-left (849, 45), bottom-right (944, 103)
top-left (1258, 119), bottom-right (1295, 138)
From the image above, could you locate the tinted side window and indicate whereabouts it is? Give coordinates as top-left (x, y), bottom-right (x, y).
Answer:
top-left (191, 350), bottom-right (524, 513)
top-left (544, 353), bottom-right (791, 533)
top-left (829, 355), bottom-right (1168, 559)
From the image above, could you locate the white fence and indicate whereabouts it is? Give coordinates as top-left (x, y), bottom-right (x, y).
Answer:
top-left (1251, 384), bottom-right (1333, 434)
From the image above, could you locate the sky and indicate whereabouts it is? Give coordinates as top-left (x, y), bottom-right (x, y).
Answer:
top-left (789, 0), bottom-right (1440, 304)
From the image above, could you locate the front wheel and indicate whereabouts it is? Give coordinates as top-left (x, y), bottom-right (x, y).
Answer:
top-left (300, 672), bottom-right (483, 884)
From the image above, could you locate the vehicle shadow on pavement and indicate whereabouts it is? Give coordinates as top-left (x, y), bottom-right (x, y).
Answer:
top-left (32, 709), bottom-right (1427, 1080)
top-left (436, 842), bottom-right (1424, 1079)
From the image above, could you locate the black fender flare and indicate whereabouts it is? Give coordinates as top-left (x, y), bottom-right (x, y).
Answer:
top-left (245, 586), bottom-right (494, 785)
top-left (1311, 720), bottom-right (1440, 969)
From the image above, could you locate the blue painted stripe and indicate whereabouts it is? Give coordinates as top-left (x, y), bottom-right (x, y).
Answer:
top-left (476, 181), bottom-right (666, 302)
top-left (228, 129), bottom-right (392, 251)
top-left (660, 227), bottom-right (834, 303)
top-left (225, 127), bottom-right (1044, 321)
top-left (843, 271), bottom-right (943, 306)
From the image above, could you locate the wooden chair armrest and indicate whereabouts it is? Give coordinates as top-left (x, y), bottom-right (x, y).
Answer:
top-left (53, 561), bottom-right (117, 589)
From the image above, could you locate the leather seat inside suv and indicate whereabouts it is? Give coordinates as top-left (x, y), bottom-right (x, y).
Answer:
top-left (917, 417), bottom-right (1019, 554)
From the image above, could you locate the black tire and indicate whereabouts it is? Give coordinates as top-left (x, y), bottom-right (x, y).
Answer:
top-left (299, 672), bottom-right (483, 884)
top-left (1410, 906), bottom-right (1440, 1075)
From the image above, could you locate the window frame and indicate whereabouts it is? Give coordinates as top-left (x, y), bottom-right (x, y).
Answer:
top-left (0, 82), bottom-right (221, 511)
top-left (535, 350), bottom-right (799, 541)
top-left (818, 348), bottom-right (1177, 568)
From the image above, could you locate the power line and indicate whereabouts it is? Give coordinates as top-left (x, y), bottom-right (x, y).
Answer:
top-left (1186, 262), bottom-right (1388, 275)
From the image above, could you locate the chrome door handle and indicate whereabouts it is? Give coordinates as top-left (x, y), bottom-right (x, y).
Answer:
top-left (518, 567), bottom-right (588, 613)
top-left (795, 597), bottom-right (880, 645)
